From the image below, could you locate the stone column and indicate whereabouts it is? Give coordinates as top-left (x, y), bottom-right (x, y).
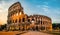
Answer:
top-left (45, 23), bottom-right (46, 31)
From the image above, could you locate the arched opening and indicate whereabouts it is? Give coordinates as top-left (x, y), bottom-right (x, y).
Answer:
top-left (28, 19), bottom-right (30, 22)
top-left (41, 21), bottom-right (42, 25)
top-left (19, 18), bottom-right (21, 22)
top-left (32, 18), bottom-right (34, 21)
top-left (22, 18), bottom-right (25, 22)
top-left (41, 26), bottom-right (45, 30)
top-left (13, 20), bottom-right (14, 23)
top-left (32, 27), bottom-right (35, 31)
top-left (38, 20), bottom-right (40, 23)
top-left (22, 26), bottom-right (25, 31)
top-left (15, 19), bottom-right (17, 23)
top-left (36, 26), bottom-right (39, 31)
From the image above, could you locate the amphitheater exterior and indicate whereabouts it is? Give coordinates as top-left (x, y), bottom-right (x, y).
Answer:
top-left (7, 2), bottom-right (52, 31)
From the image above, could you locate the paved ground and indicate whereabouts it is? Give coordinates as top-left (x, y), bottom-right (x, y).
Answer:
top-left (21, 31), bottom-right (53, 35)
top-left (0, 31), bottom-right (27, 35)
top-left (0, 31), bottom-right (53, 35)
top-left (0, 31), bottom-right (19, 35)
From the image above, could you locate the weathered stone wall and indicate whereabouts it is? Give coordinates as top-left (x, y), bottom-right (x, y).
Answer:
top-left (7, 2), bottom-right (52, 31)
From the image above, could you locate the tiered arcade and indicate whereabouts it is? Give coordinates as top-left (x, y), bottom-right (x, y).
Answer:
top-left (7, 2), bottom-right (52, 31)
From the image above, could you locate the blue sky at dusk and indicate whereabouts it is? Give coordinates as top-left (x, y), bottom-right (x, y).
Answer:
top-left (0, 0), bottom-right (60, 24)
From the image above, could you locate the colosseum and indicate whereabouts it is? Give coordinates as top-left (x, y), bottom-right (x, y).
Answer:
top-left (7, 2), bottom-right (52, 31)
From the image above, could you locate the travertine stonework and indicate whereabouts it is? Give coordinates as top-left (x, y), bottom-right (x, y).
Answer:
top-left (7, 2), bottom-right (52, 31)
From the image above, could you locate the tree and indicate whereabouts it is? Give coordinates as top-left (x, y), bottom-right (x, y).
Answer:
top-left (0, 24), bottom-right (7, 31)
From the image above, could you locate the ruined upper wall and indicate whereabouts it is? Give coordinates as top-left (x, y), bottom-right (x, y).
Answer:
top-left (8, 2), bottom-right (23, 13)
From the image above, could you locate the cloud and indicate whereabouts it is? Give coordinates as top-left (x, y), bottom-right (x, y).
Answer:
top-left (0, 10), bottom-right (3, 12)
top-left (36, 4), bottom-right (60, 23)
top-left (42, 7), bottom-right (48, 11)
top-left (36, 5), bottom-right (50, 13)
top-left (43, 2), bottom-right (48, 5)
top-left (42, 5), bottom-right (49, 12)
top-left (0, 0), bottom-right (18, 25)
top-left (36, 5), bottom-right (41, 8)
top-left (0, 0), bottom-right (60, 24)
top-left (52, 17), bottom-right (60, 23)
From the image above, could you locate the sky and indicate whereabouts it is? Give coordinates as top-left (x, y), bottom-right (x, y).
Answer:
top-left (0, 0), bottom-right (60, 25)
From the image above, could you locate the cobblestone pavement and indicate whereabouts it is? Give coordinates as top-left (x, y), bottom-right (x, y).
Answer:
top-left (0, 31), bottom-right (27, 35)
top-left (0, 31), bottom-right (53, 35)
top-left (21, 31), bottom-right (53, 35)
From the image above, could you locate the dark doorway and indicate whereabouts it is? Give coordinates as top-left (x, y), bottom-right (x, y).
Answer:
top-left (15, 19), bottom-right (17, 23)
top-left (28, 19), bottom-right (30, 22)
top-left (22, 18), bottom-right (25, 22)
top-left (19, 18), bottom-right (21, 22)
top-left (36, 26), bottom-right (39, 31)
top-left (41, 27), bottom-right (45, 30)
top-left (22, 27), bottom-right (25, 31)
top-left (32, 27), bottom-right (35, 31)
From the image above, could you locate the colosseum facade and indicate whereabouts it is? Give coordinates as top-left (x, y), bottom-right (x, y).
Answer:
top-left (7, 2), bottom-right (52, 31)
